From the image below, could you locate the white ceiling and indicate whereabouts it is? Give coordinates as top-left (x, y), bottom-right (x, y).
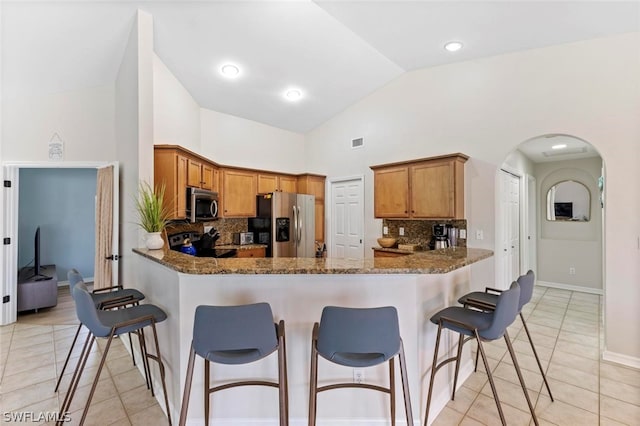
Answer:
top-left (518, 135), bottom-right (600, 163)
top-left (2, 1), bottom-right (639, 136)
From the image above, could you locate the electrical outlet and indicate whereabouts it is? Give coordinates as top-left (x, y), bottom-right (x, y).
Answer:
top-left (476, 230), bottom-right (483, 240)
top-left (353, 369), bottom-right (365, 384)
top-left (383, 226), bottom-right (388, 235)
top-left (459, 229), bottom-right (467, 239)
top-left (204, 226), bottom-right (213, 233)
top-left (399, 227), bottom-right (405, 236)
top-left (569, 267), bottom-right (576, 275)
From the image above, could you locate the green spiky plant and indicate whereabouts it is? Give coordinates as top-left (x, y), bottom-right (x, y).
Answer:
top-left (135, 181), bottom-right (170, 233)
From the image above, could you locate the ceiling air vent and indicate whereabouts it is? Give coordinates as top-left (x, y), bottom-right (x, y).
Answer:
top-left (351, 137), bottom-right (364, 149)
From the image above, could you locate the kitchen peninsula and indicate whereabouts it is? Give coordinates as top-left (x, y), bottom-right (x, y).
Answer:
top-left (132, 247), bottom-right (492, 425)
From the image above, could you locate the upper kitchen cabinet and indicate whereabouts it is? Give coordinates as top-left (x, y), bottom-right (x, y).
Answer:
top-left (257, 173), bottom-right (298, 194)
top-left (298, 174), bottom-right (326, 242)
top-left (371, 153), bottom-right (468, 219)
top-left (155, 145), bottom-right (221, 219)
top-left (222, 168), bottom-right (257, 217)
top-left (187, 158), bottom-right (218, 192)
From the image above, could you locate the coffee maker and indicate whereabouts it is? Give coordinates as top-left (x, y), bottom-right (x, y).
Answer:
top-left (429, 223), bottom-right (450, 250)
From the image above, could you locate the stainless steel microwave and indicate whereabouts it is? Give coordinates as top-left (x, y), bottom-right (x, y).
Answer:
top-left (187, 188), bottom-right (218, 222)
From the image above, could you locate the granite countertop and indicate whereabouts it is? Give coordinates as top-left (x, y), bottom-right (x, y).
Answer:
top-left (133, 247), bottom-right (493, 275)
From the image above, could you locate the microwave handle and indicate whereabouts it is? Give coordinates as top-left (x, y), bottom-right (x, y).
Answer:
top-left (211, 200), bottom-right (218, 218)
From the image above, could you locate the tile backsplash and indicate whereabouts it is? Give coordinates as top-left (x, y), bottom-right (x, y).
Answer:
top-left (382, 219), bottom-right (467, 249)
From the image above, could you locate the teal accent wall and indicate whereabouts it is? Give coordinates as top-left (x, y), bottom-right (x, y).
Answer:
top-left (18, 168), bottom-right (97, 282)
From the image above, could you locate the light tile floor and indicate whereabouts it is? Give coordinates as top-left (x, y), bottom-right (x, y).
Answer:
top-left (431, 286), bottom-right (640, 426)
top-left (1, 286), bottom-right (639, 425)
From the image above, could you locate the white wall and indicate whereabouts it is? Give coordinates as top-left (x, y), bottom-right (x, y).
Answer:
top-left (200, 108), bottom-right (305, 172)
top-left (305, 33), bottom-right (640, 361)
top-left (2, 85), bottom-right (117, 162)
top-left (153, 54), bottom-right (200, 152)
top-left (536, 157), bottom-right (603, 290)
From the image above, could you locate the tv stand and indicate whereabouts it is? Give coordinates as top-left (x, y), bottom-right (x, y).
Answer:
top-left (18, 264), bottom-right (58, 312)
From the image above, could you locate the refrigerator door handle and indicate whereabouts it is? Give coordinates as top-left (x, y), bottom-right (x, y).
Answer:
top-left (297, 206), bottom-right (302, 244)
top-left (293, 206), bottom-right (298, 244)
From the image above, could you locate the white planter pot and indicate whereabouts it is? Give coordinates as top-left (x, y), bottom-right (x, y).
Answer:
top-left (145, 232), bottom-right (164, 250)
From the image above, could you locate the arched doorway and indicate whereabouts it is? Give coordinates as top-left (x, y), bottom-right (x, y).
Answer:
top-left (496, 133), bottom-right (604, 298)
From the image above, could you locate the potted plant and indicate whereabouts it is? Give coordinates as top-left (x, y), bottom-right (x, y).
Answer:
top-left (135, 181), bottom-right (170, 250)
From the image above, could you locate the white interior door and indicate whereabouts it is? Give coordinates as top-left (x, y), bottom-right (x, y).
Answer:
top-left (499, 170), bottom-right (521, 288)
top-left (109, 162), bottom-right (120, 286)
top-left (525, 174), bottom-right (537, 273)
top-left (330, 177), bottom-right (364, 260)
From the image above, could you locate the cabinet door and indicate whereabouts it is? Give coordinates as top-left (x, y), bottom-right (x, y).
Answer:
top-left (411, 161), bottom-right (454, 218)
top-left (374, 166), bottom-right (410, 218)
top-left (176, 155), bottom-right (188, 218)
top-left (236, 247), bottom-right (266, 258)
top-left (258, 174), bottom-right (277, 194)
top-left (222, 170), bottom-right (257, 217)
top-left (278, 175), bottom-right (298, 193)
top-left (187, 159), bottom-right (202, 187)
top-left (201, 163), bottom-right (215, 191)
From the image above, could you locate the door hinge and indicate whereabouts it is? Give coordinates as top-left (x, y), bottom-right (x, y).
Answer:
top-left (3, 238), bottom-right (10, 245)
top-left (3, 180), bottom-right (11, 188)
top-left (2, 295), bottom-right (9, 304)
top-left (105, 254), bottom-right (120, 261)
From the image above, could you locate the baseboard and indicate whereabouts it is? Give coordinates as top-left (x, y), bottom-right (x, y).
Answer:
top-left (602, 350), bottom-right (640, 369)
top-left (537, 280), bottom-right (603, 295)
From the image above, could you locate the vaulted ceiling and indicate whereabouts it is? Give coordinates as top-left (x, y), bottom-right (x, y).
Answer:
top-left (2, 1), bottom-right (638, 136)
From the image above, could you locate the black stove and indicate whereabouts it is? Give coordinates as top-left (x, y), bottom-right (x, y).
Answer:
top-left (167, 230), bottom-right (236, 258)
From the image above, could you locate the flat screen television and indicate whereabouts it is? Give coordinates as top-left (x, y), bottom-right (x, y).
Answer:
top-left (554, 202), bottom-right (573, 219)
top-left (26, 226), bottom-right (51, 281)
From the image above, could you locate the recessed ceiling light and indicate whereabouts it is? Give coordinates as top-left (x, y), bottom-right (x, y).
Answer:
top-left (284, 89), bottom-right (302, 101)
top-left (444, 41), bottom-right (463, 52)
top-left (220, 64), bottom-right (240, 78)
top-left (552, 144), bottom-right (567, 150)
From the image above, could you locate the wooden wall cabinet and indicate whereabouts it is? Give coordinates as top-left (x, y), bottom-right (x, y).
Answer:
top-left (222, 169), bottom-right (257, 217)
top-left (257, 173), bottom-right (298, 194)
top-left (298, 174), bottom-right (326, 243)
top-left (154, 148), bottom-right (188, 219)
top-left (371, 153), bottom-right (468, 219)
top-left (187, 158), bottom-right (218, 191)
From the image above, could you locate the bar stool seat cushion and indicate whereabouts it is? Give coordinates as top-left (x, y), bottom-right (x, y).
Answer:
top-left (316, 306), bottom-right (401, 367)
top-left (92, 288), bottom-right (146, 307)
top-left (192, 303), bottom-right (278, 365)
top-left (430, 307), bottom-right (493, 337)
top-left (457, 291), bottom-right (498, 308)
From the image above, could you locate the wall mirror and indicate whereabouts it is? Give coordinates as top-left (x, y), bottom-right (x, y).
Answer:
top-left (546, 180), bottom-right (590, 221)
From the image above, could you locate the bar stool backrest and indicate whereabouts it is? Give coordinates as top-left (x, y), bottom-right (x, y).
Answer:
top-left (193, 303), bottom-right (278, 365)
top-left (317, 306), bottom-right (401, 366)
top-left (517, 270), bottom-right (535, 312)
top-left (72, 281), bottom-right (112, 337)
top-left (67, 268), bottom-right (84, 292)
top-left (478, 282), bottom-right (520, 341)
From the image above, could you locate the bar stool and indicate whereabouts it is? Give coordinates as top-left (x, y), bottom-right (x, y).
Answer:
top-left (179, 303), bottom-right (288, 426)
top-left (424, 281), bottom-right (539, 426)
top-left (309, 306), bottom-right (413, 426)
top-left (57, 281), bottom-right (171, 426)
top-left (54, 269), bottom-right (146, 392)
top-left (457, 270), bottom-right (553, 400)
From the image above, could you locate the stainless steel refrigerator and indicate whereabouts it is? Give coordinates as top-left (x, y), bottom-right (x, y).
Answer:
top-left (252, 192), bottom-right (315, 257)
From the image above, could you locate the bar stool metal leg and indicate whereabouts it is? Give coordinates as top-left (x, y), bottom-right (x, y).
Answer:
top-left (178, 345), bottom-right (197, 426)
top-left (503, 330), bottom-right (539, 426)
top-left (520, 312), bottom-right (554, 401)
top-left (54, 323), bottom-right (82, 392)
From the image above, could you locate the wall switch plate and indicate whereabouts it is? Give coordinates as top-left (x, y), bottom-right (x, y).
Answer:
top-left (476, 230), bottom-right (483, 240)
top-left (383, 226), bottom-right (388, 235)
top-left (569, 267), bottom-right (576, 275)
top-left (399, 227), bottom-right (405, 236)
top-left (459, 229), bottom-right (467, 239)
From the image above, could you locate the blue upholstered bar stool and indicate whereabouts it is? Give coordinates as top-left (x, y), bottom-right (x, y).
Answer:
top-left (54, 269), bottom-right (146, 392)
top-left (57, 281), bottom-right (170, 425)
top-left (424, 282), bottom-right (539, 426)
top-left (309, 306), bottom-right (413, 426)
top-left (457, 270), bottom-right (553, 400)
top-left (178, 303), bottom-right (288, 426)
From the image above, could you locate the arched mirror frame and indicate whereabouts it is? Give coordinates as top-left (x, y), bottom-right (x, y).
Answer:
top-left (546, 179), bottom-right (591, 222)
